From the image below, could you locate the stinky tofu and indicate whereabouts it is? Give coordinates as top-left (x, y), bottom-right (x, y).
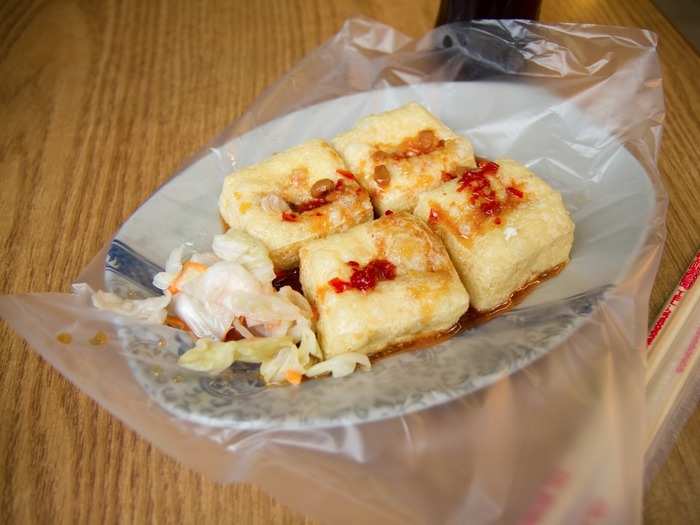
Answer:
top-left (299, 212), bottom-right (470, 357)
top-left (414, 159), bottom-right (574, 312)
top-left (331, 103), bottom-right (476, 214)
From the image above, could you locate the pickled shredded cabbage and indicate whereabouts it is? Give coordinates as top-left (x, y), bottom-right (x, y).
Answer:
top-left (305, 353), bottom-right (371, 378)
top-left (178, 336), bottom-right (295, 375)
top-left (212, 229), bottom-right (275, 285)
top-left (91, 290), bottom-right (171, 324)
top-left (89, 227), bottom-right (379, 385)
top-left (152, 243), bottom-right (188, 291)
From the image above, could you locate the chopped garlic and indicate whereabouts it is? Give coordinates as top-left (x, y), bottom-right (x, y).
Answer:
top-left (260, 193), bottom-right (290, 213)
top-left (504, 227), bottom-right (518, 240)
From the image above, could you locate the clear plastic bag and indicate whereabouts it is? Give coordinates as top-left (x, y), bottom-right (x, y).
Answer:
top-left (0, 18), bottom-right (665, 524)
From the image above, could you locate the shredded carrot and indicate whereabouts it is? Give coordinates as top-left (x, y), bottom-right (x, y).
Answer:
top-left (285, 370), bottom-right (303, 385)
top-left (168, 261), bottom-right (208, 294)
top-left (165, 315), bottom-right (189, 331)
top-left (336, 169), bottom-right (356, 180)
top-left (183, 261), bottom-right (208, 272)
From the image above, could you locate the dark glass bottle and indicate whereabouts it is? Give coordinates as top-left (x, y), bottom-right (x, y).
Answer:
top-left (436, 0), bottom-right (541, 25)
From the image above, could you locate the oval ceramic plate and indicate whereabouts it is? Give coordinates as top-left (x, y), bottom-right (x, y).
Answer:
top-left (105, 82), bottom-right (655, 429)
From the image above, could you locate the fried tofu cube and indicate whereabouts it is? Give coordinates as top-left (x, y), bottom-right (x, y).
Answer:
top-left (299, 212), bottom-right (470, 357)
top-left (218, 139), bottom-right (374, 269)
top-left (331, 102), bottom-right (476, 214)
top-left (414, 159), bottom-right (575, 312)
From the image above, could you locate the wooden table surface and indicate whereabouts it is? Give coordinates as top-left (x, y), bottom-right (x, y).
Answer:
top-left (1, 0), bottom-right (698, 523)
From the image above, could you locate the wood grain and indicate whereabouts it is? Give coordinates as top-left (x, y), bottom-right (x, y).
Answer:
top-left (0, 0), bottom-right (698, 523)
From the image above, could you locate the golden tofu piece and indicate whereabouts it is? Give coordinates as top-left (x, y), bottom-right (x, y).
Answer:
top-left (299, 212), bottom-right (470, 357)
top-left (331, 102), bottom-right (476, 214)
top-left (414, 159), bottom-right (575, 312)
top-left (218, 139), bottom-right (374, 269)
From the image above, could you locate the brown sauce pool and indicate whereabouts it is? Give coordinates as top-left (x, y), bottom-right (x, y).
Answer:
top-left (272, 267), bottom-right (303, 294)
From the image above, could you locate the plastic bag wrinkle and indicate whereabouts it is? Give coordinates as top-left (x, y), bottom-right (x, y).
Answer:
top-left (0, 17), bottom-right (667, 525)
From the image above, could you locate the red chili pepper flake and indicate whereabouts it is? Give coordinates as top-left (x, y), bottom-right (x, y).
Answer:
top-left (480, 201), bottom-right (501, 216)
top-left (428, 208), bottom-right (440, 225)
top-left (328, 259), bottom-right (397, 294)
top-left (455, 160), bottom-right (526, 223)
top-left (456, 162), bottom-right (498, 193)
top-left (350, 260), bottom-right (396, 291)
top-left (441, 171), bottom-right (456, 182)
top-left (335, 179), bottom-right (345, 191)
top-left (336, 169), bottom-right (355, 180)
top-left (374, 260), bottom-right (396, 279)
top-left (507, 186), bottom-right (524, 198)
top-left (350, 268), bottom-right (376, 291)
top-left (282, 211), bottom-right (298, 222)
top-left (481, 159), bottom-right (499, 171)
top-left (329, 277), bottom-right (352, 293)
top-left (292, 198), bottom-right (327, 213)
top-left (384, 210), bottom-right (394, 216)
